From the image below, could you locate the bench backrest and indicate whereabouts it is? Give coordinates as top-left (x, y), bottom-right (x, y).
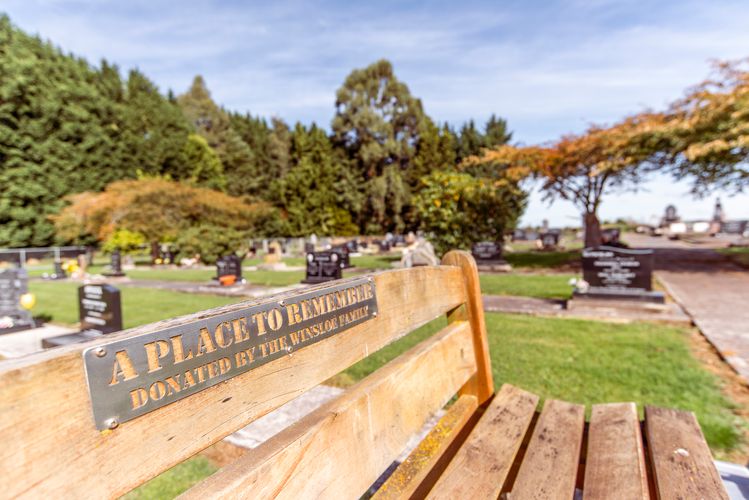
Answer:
top-left (0, 250), bottom-right (492, 498)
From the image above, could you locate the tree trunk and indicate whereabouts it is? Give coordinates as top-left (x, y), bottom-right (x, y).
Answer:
top-left (151, 241), bottom-right (160, 263)
top-left (583, 212), bottom-right (602, 248)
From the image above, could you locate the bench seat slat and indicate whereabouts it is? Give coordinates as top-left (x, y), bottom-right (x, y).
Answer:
top-left (510, 398), bottom-right (585, 500)
top-left (583, 402), bottom-right (650, 500)
top-left (645, 406), bottom-right (728, 500)
top-left (180, 320), bottom-right (477, 500)
top-left (373, 394), bottom-right (479, 500)
top-left (427, 384), bottom-right (539, 500)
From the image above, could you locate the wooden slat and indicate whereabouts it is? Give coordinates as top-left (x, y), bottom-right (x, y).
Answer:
top-left (0, 266), bottom-right (467, 499)
top-left (428, 384), bottom-right (539, 499)
top-left (645, 406), bottom-right (728, 500)
top-left (510, 398), bottom-right (585, 500)
top-left (584, 403), bottom-right (650, 500)
top-left (442, 250), bottom-right (494, 404)
top-left (373, 394), bottom-right (480, 499)
top-left (180, 320), bottom-right (477, 499)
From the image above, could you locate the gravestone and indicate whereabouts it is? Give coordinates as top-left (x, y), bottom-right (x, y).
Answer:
top-left (104, 249), bottom-right (125, 277)
top-left (576, 246), bottom-right (664, 303)
top-left (52, 260), bottom-right (67, 280)
top-left (601, 228), bottom-right (621, 245)
top-left (215, 255), bottom-right (242, 283)
top-left (376, 240), bottom-right (391, 252)
top-left (721, 220), bottom-right (748, 235)
top-left (538, 232), bottom-right (560, 250)
top-left (43, 284), bottom-right (123, 348)
top-left (78, 284), bottom-right (123, 334)
top-left (304, 242), bottom-right (315, 253)
top-left (264, 241), bottom-right (282, 264)
top-left (471, 241), bottom-right (504, 263)
top-left (332, 246), bottom-right (352, 269)
top-left (302, 251), bottom-right (343, 284)
top-left (0, 268), bottom-right (35, 334)
top-left (512, 229), bottom-right (528, 241)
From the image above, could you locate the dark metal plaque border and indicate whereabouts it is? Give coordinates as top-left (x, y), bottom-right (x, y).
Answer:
top-left (82, 277), bottom-right (378, 430)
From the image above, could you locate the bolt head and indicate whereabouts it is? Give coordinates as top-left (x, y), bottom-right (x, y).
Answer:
top-left (105, 418), bottom-right (119, 430)
top-left (94, 347), bottom-right (106, 357)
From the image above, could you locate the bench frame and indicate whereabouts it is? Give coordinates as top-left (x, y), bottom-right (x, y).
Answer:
top-left (0, 251), bottom-right (728, 499)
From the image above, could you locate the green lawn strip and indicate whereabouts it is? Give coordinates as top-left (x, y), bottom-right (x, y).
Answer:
top-left (121, 268), bottom-right (216, 282)
top-left (121, 456), bottom-right (217, 500)
top-left (244, 270), bottom-right (304, 287)
top-left (340, 312), bottom-right (742, 455)
top-left (350, 254), bottom-right (400, 270)
top-left (503, 249), bottom-right (581, 269)
top-left (718, 247), bottom-right (749, 268)
top-left (479, 273), bottom-right (575, 299)
top-left (28, 281), bottom-right (240, 328)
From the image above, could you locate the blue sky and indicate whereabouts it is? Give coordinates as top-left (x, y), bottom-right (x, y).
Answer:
top-left (4, 0), bottom-right (749, 226)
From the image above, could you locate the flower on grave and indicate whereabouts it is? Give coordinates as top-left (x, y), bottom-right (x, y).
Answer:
top-left (0, 316), bottom-right (14, 329)
top-left (575, 279), bottom-right (590, 293)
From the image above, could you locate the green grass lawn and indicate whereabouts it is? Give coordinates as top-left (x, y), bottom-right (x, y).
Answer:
top-left (122, 456), bottom-right (218, 500)
top-left (28, 281), bottom-right (241, 328)
top-left (479, 273), bottom-right (575, 299)
top-left (718, 246), bottom-right (749, 268)
top-left (504, 249), bottom-right (581, 269)
top-left (341, 312), bottom-right (743, 456)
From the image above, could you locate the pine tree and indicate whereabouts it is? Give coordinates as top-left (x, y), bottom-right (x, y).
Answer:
top-left (484, 114), bottom-right (512, 147)
top-left (271, 124), bottom-right (357, 236)
top-left (177, 76), bottom-right (257, 197)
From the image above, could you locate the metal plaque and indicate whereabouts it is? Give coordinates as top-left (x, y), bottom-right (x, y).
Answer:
top-left (82, 278), bottom-right (378, 430)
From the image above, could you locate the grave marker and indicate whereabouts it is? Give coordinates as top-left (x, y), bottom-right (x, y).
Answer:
top-left (539, 232), bottom-right (560, 250)
top-left (302, 251), bottom-right (343, 284)
top-left (43, 284), bottom-right (123, 347)
top-left (215, 255), bottom-right (242, 284)
top-left (104, 249), bottom-right (125, 277)
top-left (0, 268), bottom-right (35, 334)
top-left (471, 241), bottom-right (504, 263)
top-left (577, 246), bottom-right (664, 303)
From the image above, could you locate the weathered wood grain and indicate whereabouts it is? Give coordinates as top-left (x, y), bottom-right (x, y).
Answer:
top-left (583, 402), bottom-right (650, 500)
top-left (645, 406), bottom-right (728, 500)
top-left (180, 320), bottom-right (477, 499)
top-left (0, 267), bottom-right (467, 499)
top-left (427, 384), bottom-right (539, 500)
top-left (442, 250), bottom-right (494, 404)
top-left (510, 398), bottom-right (585, 500)
top-left (373, 394), bottom-right (479, 500)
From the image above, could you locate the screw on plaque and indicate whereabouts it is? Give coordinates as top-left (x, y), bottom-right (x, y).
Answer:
top-left (373, 311), bottom-right (378, 318)
top-left (105, 418), bottom-right (119, 430)
top-left (279, 299), bottom-right (286, 307)
top-left (94, 347), bottom-right (106, 357)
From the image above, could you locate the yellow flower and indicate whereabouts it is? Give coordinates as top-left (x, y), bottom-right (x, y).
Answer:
top-left (434, 199), bottom-right (442, 207)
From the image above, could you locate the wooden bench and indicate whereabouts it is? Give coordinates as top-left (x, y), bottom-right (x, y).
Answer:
top-left (0, 251), bottom-right (728, 499)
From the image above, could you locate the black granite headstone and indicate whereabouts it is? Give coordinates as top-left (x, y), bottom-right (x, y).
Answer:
top-left (376, 240), bottom-right (391, 252)
top-left (104, 249), bottom-right (125, 277)
top-left (43, 284), bottom-right (123, 347)
top-left (577, 246), bottom-right (664, 303)
top-left (215, 254), bottom-right (242, 281)
top-left (79, 284), bottom-right (123, 334)
top-left (52, 260), bottom-right (67, 280)
top-left (0, 268), bottom-right (34, 334)
top-left (331, 246), bottom-right (352, 269)
top-left (304, 243), bottom-right (315, 253)
top-left (302, 251), bottom-right (343, 284)
top-left (471, 241), bottom-right (504, 263)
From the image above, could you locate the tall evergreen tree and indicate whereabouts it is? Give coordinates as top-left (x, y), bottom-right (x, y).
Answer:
top-left (332, 59), bottom-right (426, 232)
top-left (271, 124), bottom-right (358, 236)
top-left (177, 76), bottom-right (257, 197)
